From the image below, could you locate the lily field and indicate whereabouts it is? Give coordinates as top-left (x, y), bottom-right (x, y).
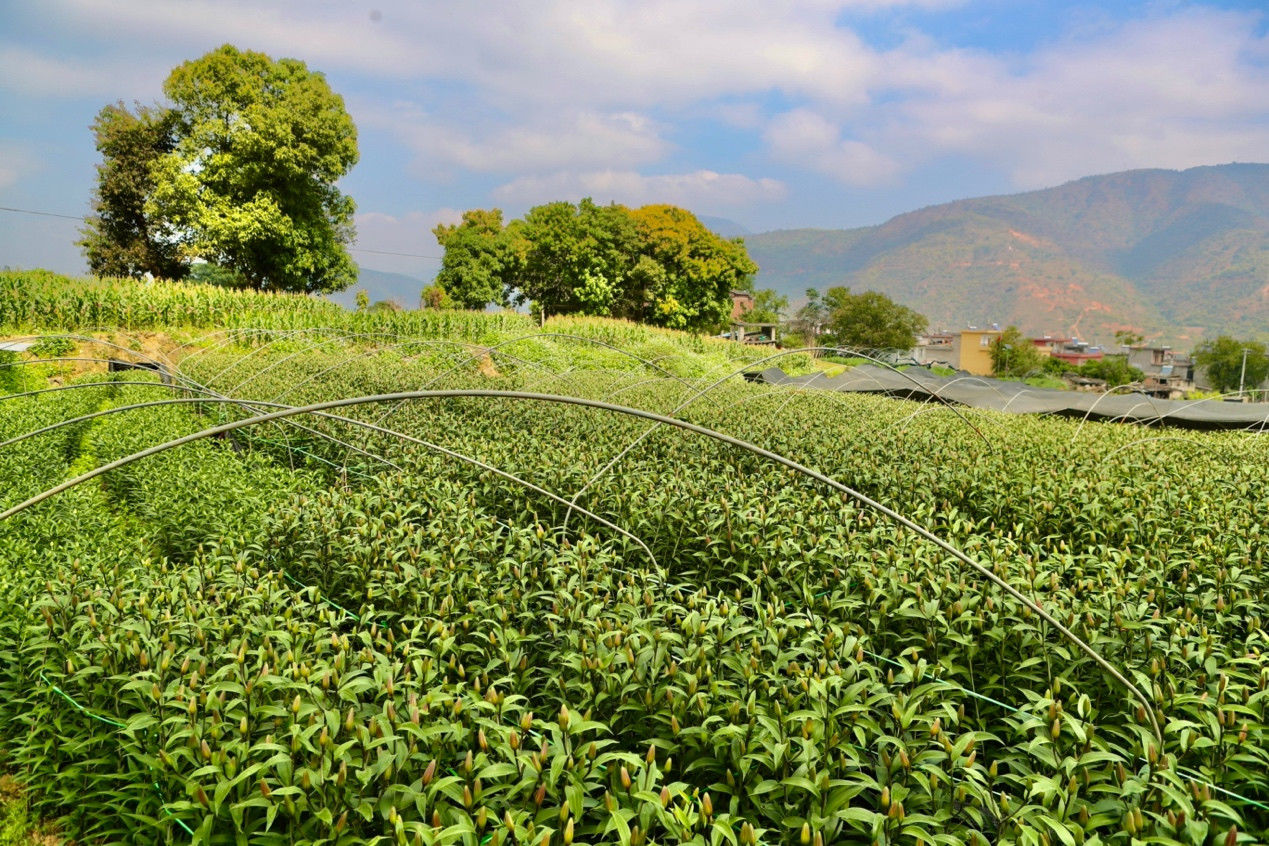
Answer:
top-left (1, 272), bottom-right (1268, 845)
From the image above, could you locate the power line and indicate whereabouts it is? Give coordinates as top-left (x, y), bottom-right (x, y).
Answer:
top-left (349, 246), bottom-right (442, 260)
top-left (0, 205), bottom-right (85, 221)
top-left (0, 204), bottom-right (442, 260)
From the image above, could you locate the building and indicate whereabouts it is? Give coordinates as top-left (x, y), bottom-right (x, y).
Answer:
top-left (728, 322), bottom-right (779, 345)
top-left (912, 332), bottom-right (956, 367)
top-left (1031, 336), bottom-right (1104, 367)
top-left (729, 290), bottom-right (754, 322)
top-left (950, 329), bottom-right (1001, 375)
top-left (1128, 346), bottom-right (1194, 399)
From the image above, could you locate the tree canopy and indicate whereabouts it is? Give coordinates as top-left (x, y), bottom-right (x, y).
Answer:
top-left (737, 289), bottom-right (788, 324)
top-left (433, 209), bottom-right (516, 310)
top-left (513, 200), bottom-right (641, 319)
top-left (82, 45), bottom-right (359, 293)
top-left (628, 205), bottom-right (756, 330)
top-left (430, 200), bottom-right (757, 331)
top-left (989, 326), bottom-right (1046, 378)
top-left (79, 103), bottom-right (186, 280)
top-left (820, 287), bottom-right (927, 351)
top-left (1194, 336), bottom-right (1269, 394)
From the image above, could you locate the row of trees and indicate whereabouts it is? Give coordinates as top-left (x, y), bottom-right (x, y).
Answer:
top-left (77, 43), bottom-right (929, 342)
top-left (78, 45), bottom-right (775, 333)
top-left (429, 202), bottom-right (758, 332)
top-left (80, 45), bottom-right (360, 294)
top-left (989, 326), bottom-right (1269, 392)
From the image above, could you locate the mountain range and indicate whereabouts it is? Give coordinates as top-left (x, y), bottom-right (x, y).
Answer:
top-left (743, 163), bottom-right (1269, 346)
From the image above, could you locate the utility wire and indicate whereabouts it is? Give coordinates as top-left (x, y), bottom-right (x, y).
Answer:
top-left (0, 204), bottom-right (442, 259)
top-left (0, 205), bottom-right (84, 221)
top-left (348, 246), bottom-right (442, 259)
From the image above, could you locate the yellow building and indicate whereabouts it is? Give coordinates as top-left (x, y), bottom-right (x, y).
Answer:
top-left (951, 329), bottom-right (1001, 375)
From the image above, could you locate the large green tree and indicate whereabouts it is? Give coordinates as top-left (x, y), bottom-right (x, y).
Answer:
top-left (629, 204), bottom-right (757, 331)
top-left (821, 287), bottom-right (927, 351)
top-left (79, 103), bottom-right (187, 280)
top-left (119, 45), bottom-right (359, 293)
top-left (509, 199), bottom-right (639, 319)
top-left (1194, 336), bottom-right (1269, 394)
top-left (432, 209), bottom-right (515, 309)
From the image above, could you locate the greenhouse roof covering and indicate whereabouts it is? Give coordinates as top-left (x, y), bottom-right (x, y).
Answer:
top-left (759, 365), bottom-right (1269, 430)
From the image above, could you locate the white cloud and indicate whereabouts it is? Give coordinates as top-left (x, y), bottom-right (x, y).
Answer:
top-left (33, 0), bottom-right (425, 79)
top-left (741, 7), bottom-right (1269, 190)
top-left (499, 1), bottom-right (879, 108)
top-left (764, 108), bottom-right (900, 185)
top-left (492, 169), bottom-right (786, 209)
top-left (4, 0), bottom-right (1268, 233)
top-left (31, 0), bottom-right (883, 108)
top-left (879, 8), bottom-right (1269, 187)
top-left (0, 45), bottom-right (160, 99)
top-left (841, 0), bottom-right (964, 8)
top-left (354, 209), bottom-right (463, 253)
top-left (0, 144), bottom-right (39, 190)
top-left (391, 111), bottom-right (670, 175)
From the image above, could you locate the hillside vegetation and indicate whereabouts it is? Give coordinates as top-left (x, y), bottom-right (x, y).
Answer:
top-left (747, 163), bottom-right (1269, 345)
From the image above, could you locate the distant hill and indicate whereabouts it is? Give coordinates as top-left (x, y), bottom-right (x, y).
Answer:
top-left (698, 216), bottom-right (752, 239)
top-left (328, 266), bottom-right (425, 310)
top-left (746, 164), bottom-right (1269, 346)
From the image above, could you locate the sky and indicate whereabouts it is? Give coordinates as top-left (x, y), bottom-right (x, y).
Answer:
top-left (1, 0), bottom-right (1267, 280)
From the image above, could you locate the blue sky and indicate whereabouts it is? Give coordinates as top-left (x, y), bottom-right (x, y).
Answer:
top-left (2, 0), bottom-right (1267, 280)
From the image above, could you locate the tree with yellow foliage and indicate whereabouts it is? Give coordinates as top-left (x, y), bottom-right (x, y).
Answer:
top-left (429, 199), bottom-right (757, 331)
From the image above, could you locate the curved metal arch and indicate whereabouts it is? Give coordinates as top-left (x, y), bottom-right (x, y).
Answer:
top-left (214, 328), bottom-right (444, 393)
top-left (171, 327), bottom-right (347, 381)
top-left (364, 330), bottom-right (723, 434)
top-left (559, 344), bottom-right (995, 535)
top-left (0, 331), bottom-right (181, 372)
top-left (0, 380), bottom-right (199, 408)
top-left (0, 392), bottom-right (656, 570)
top-left (165, 328), bottom-right (386, 465)
top-left (0, 330), bottom-right (300, 454)
top-left (718, 363), bottom-right (1009, 450)
top-left (469, 332), bottom-right (708, 391)
top-left (1150, 391), bottom-right (1269, 430)
top-left (678, 345), bottom-right (991, 445)
top-left (189, 327), bottom-right (411, 389)
top-left (0, 377), bottom-right (402, 478)
top-left (347, 331), bottom-right (706, 477)
top-left (0, 357), bottom-right (182, 388)
top-left (264, 338), bottom-right (563, 404)
top-left (0, 387), bottom-right (1160, 743)
top-left (1098, 434), bottom-right (1231, 466)
top-left (1069, 384), bottom-right (1167, 443)
top-left (167, 327), bottom-right (295, 370)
